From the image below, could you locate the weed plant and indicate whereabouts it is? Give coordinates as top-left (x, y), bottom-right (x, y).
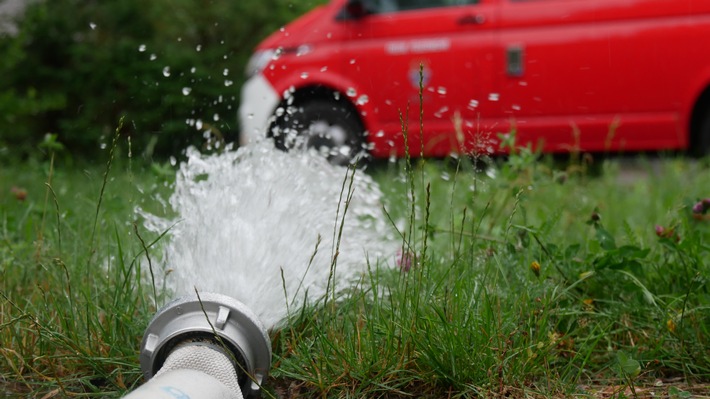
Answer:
top-left (1, 129), bottom-right (710, 398)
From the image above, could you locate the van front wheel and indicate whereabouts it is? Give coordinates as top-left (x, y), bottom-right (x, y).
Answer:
top-left (271, 100), bottom-right (366, 166)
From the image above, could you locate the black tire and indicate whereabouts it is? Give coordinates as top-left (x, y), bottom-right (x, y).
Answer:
top-left (270, 99), bottom-right (366, 166)
top-left (694, 110), bottom-right (710, 157)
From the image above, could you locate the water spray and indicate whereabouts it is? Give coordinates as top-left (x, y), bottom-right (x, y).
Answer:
top-left (123, 292), bottom-right (271, 399)
top-left (138, 142), bottom-right (397, 328)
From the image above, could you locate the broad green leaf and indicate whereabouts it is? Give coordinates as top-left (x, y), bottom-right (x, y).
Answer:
top-left (616, 351), bottom-right (641, 378)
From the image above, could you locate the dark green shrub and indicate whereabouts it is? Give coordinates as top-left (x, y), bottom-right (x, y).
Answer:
top-left (0, 0), bottom-right (324, 161)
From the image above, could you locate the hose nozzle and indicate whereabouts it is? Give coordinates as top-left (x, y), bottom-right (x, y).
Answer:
top-left (134, 292), bottom-right (271, 398)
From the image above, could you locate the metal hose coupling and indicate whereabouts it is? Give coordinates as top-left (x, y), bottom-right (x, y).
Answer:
top-left (126, 292), bottom-right (271, 399)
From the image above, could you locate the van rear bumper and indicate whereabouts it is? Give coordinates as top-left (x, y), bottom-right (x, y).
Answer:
top-left (238, 74), bottom-right (280, 146)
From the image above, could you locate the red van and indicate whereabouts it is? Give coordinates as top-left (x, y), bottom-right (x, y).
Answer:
top-left (239, 0), bottom-right (710, 164)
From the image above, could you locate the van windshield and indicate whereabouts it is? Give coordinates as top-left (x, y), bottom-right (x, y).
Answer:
top-left (363, 0), bottom-right (479, 14)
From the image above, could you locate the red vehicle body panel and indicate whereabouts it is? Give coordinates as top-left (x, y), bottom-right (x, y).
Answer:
top-left (245, 0), bottom-right (710, 158)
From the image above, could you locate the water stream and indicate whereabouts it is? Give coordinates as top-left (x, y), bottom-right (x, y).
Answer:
top-left (139, 141), bottom-right (398, 328)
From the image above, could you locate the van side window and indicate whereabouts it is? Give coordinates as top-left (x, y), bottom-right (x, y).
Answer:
top-left (364, 0), bottom-right (478, 14)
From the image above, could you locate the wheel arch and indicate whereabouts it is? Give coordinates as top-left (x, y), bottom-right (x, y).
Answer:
top-left (266, 67), bottom-right (378, 136)
top-left (269, 83), bottom-right (368, 137)
top-left (292, 84), bottom-right (355, 108)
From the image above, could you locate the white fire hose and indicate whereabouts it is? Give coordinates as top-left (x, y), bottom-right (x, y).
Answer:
top-left (123, 292), bottom-right (271, 399)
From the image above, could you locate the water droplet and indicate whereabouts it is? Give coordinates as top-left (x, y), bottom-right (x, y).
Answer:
top-left (468, 99), bottom-right (479, 109)
top-left (213, 113), bottom-right (220, 122)
top-left (224, 80), bottom-right (233, 87)
top-left (196, 119), bottom-right (203, 130)
top-left (196, 44), bottom-right (202, 52)
top-left (150, 54), bottom-right (157, 61)
top-left (247, 113), bottom-right (254, 119)
top-left (273, 47), bottom-right (283, 60)
top-left (320, 66), bottom-right (328, 72)
top-left (437, 87), bottom-right (447, 95)
top-left (218, 95), bottom-right (223, 103)
top-left (170, 156), bottom-right (177, 166)
top-left (300, 72), bottom-right (309, 79)
top-left (434, 106), bottom-right (449, 119)
top-left (223, 68), bottom-right (229, 76)
top-left (279, 26), bottom-right (285, 32)
top-left (356, 95), bottom-right (369, 105)
top-left (89, 22), bottom-right (97, 30)
top-left (138, 44), bottom-right (146, 52)
top-left (512, 104), bottom-right (521, 111)
top-left (162, 67), bottom-right (171, 77)
top-left (296, 45), bottom-right (310, 56)
top-left (182, 87), bottom-right (192, 96)
top-left (349, 59), bottom-right (356, 64)
top-left (488, 93), bottom-right (500, 101)
top-left (347, 87), bottom-right (357, 97)
top-left (190, 67), bottom-right (196, 74)
top-left (333, 92), bottom-right (341, 101)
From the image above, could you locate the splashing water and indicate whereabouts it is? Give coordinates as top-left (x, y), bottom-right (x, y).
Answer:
top-left (139, 141), bottom-right (397, 328)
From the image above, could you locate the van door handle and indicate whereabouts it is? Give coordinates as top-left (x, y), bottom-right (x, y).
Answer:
top-left (458, 14), bottom-right (486, 25)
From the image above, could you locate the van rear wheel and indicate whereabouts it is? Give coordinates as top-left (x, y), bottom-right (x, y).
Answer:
top-left (271, 100), bottom-right (366, 166)
top-left (696, 110), bottom-right (710, 157)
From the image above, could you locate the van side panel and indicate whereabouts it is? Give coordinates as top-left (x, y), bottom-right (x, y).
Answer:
top-left (498, 0), bottom-right (710, 152)
top-left (337, 3), bottom-right (501, 158)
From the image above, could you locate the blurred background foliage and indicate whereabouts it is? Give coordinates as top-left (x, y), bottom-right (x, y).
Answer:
top-left (0, 0), bottom-right (325, 162)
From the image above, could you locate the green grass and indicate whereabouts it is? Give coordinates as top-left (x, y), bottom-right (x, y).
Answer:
top-left (271, 153), bottom-right (710, 398)
top-left (0, 145), bottom-right (174, 396)
top-left (1, 144), bottom-right (709, 398)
